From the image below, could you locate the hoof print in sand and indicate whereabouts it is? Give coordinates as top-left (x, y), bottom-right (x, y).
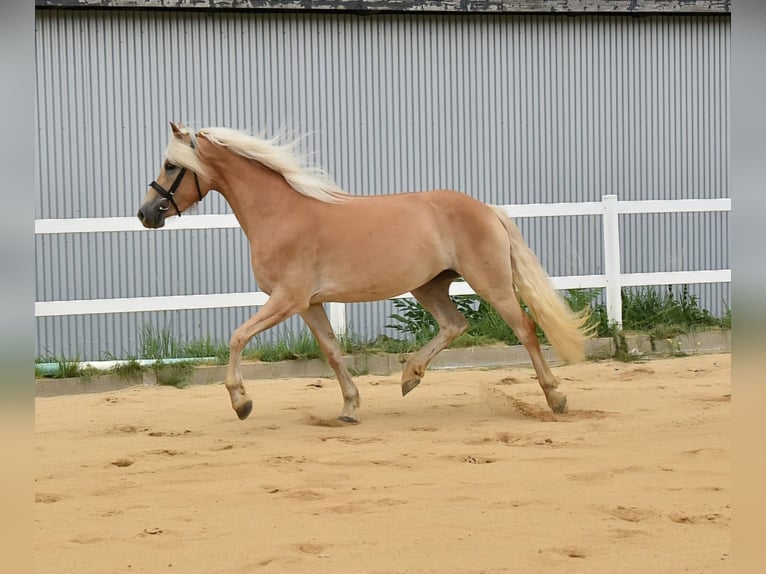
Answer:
top-left (459, 455), bottom-right (496, 464)
top-left (540, 546), bottom-right (590, 559)
top-left (604, 505), bottom-right (653, 523)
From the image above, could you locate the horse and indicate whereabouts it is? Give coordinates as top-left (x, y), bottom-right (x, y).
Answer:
top-left (138, 122), bottom-right (590, 423)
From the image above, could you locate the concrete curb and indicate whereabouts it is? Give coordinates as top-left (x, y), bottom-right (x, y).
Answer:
top-left (35, 330), bottom-right (730, 398)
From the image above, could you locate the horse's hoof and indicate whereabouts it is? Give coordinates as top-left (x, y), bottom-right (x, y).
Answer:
top-left (337, 415), bottom-right (360, 424)
top-left (234, 399), bottom-right (253, 420)
top-left (401, 378), bottom-right (421, 396)
top-left (549, 394), bottom-right (568, 414)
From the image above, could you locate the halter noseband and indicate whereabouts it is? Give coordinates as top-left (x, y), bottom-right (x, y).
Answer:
top-left (149, 135), bottom-right (203, 217)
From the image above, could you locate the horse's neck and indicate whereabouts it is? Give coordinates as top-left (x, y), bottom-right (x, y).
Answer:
top-left (211, 154), bottom-right (311, 238)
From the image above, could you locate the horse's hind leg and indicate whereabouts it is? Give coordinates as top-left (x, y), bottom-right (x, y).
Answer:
top-left (472, 286), bottom-right (568, 413)
top-left (300, 303), bottom-right (361, 423)
top-left (401, 274), bottom-right (469, 396)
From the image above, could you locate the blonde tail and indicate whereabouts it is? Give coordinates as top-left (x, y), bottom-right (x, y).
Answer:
top-left (490, 206), bottom-right (591, 363)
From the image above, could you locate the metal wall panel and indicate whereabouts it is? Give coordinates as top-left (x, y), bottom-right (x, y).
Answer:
top-left (35, 10), bottom-right (730, 359)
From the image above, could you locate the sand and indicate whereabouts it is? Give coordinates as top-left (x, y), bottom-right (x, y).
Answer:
top-left (34, 353), bottom-right (730, 573)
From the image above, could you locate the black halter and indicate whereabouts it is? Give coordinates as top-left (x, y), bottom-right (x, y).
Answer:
top-left (149, 138), bottom-right (203, 217)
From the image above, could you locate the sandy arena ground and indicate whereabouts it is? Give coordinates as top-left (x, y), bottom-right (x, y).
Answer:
top-left (35, 354), bottom-right (730, 574)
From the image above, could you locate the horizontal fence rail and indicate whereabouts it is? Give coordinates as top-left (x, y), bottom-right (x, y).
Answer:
top-left (35, 195), bottom-right (731, 332)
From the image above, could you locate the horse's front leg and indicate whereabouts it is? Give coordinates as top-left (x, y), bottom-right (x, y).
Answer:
top-left (300, 303), bottom-right (361, 423)
top-left (226, 292), bottom-right (303, 420)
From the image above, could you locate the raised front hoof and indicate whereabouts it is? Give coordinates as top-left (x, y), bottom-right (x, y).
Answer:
top-left (546, 392), bottom-right (568, 414)
top-left (234, 399), bottom-right (253, 420)
top-left (401, 378), bottom-right (421, 397)
top-left (337, 414), bottom-right (360, 425)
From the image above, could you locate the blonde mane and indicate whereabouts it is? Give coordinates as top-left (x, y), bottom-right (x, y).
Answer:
top-left (165, 125), bottom-right (349, 204)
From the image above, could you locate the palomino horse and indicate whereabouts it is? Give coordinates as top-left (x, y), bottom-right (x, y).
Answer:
top-left (138, 123), bottom-right (590, 423)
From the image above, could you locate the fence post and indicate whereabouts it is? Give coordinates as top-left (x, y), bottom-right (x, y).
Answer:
top-left (602, 195), bottom-right (623, 328)
top-left (328, 302), bottom-right (347, 338)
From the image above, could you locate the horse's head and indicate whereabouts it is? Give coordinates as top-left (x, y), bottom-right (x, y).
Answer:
top-left (138, 122), bottom-right (208, 228)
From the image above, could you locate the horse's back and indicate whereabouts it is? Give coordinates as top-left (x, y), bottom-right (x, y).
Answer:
top-left (323, 189), bottom-right (501, 253)
top-left (305, 189), bottom-right (507, 302)
top-left (338, 188), bottom-right (497, 231)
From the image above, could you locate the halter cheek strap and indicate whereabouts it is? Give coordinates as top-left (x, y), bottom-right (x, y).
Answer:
top-left (150, 167), bottom-right (187, 216)
top-left (148, 133), bottom-right (204, 217)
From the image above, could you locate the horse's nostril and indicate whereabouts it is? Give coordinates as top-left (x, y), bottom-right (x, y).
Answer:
top-left (137, 209), bottom-right (145, 221)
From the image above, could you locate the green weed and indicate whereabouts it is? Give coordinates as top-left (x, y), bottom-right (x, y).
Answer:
top-left (140, 324), bottom-right (180, 360)
top-left (110, 358), bottom-right (145, 379)
top-left (348, 365), bottom-right (370, 377)
top-left (245, 329), bottom-right (323, 362)
top-left (35, 353), bottom-right (98, 379)
top-left (621, 285), bottom-right (719, 333)
top-left (153, 361), bottom-right (194, 388)
top-left (182, 337), bottom-right (229, 363)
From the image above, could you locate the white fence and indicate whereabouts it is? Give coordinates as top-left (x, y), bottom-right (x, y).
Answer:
top-left (35, 195), bottom-right (731, 334)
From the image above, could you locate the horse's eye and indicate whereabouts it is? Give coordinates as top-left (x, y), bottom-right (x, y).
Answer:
top-left (164, 161), bottom-right (176, 171)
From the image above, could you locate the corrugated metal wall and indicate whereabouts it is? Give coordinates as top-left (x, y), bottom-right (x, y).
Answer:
top-left (35, 10), bottom-right (730, 360)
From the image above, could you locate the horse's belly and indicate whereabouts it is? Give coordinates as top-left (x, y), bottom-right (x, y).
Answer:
top-left (309, 228), bottom-right (456, 302)
top-left (311, 268), bottom-right (446, 304)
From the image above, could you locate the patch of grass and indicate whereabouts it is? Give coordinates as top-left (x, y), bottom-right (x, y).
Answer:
top-left (451, 332), bottom-right (503, 349)
top-left (622, 285), bottom-right (720, 334)
top-left (182, 337), bottom-right (229, 364)
top-left (386, 298), bottom-right (440, 343)
top-left (140, 324), bottom-right (180, 361)
top-left (385, 291), bottom-right (604, 348)
top-left (384, 286), bottom-right (728, 356)
top-left (110, 358), bottom-right (145, 379)
top-left (364, 335), bottom-right (419, 355)
top-left (35, 353), bottom-right (98, 379)
top-left (244, 329), bottom-right (323, 362)
top-left (338, 331), bottom-right (380, 356)
top-left (153, 361), bottom-right (194, 388)
top-left (649, 323), bottom-right (688, 341)
top-left (720, 303), bottom-right (731, 330)
top-left (468, 298), bottom-right (526, 345)
top-left (611, 332), bottom-right (646, 363)
top-left (387, 296), bottom-right (521, 346)
top-left (565, 289), bottom-right (615, 338)
top-left (140, 323), bottom-right (229, 363)
top-left (347, 365), bottom-right (370, 377)
top-left (54, 354), bottom-right (82, 378)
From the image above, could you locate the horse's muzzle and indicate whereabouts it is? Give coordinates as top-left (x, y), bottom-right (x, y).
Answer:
top-left (137, 205), bottom-right (166, 229)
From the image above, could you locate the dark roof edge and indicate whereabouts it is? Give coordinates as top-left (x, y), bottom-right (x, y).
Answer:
top-left (33, 1), bottom-right (732, 15)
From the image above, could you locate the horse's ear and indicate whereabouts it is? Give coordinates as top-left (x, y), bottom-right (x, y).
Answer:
top-left (169, 122), bottom-right (183, 135)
